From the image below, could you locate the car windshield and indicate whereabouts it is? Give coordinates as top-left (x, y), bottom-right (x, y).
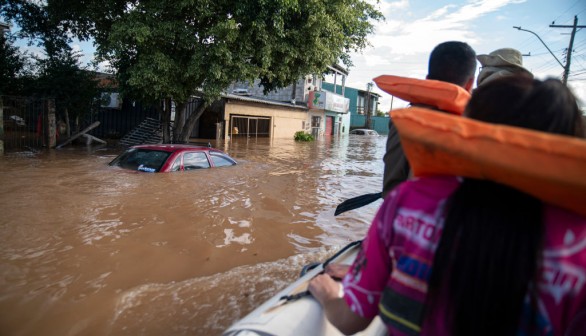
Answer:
top-left (109, 148), bottom-right (171, 173)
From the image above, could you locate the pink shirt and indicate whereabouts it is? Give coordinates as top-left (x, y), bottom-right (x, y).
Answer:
top-left (343, 176), bottom-right (586, 336)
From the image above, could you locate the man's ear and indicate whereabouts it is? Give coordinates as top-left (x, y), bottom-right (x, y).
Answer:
top-left (464, 77), bottom-right (474, 92)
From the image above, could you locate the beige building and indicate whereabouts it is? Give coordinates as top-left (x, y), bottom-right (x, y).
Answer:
top-left (216, 65), bottom-right (350, 139)
top-left (222, 94), bottom-right (310, 139)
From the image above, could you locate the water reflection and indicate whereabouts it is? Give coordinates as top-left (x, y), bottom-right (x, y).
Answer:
top-left (0, 135), bottom-right (385, 335)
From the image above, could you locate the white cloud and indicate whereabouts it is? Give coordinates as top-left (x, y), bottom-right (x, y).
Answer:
top-left (347, 0), bottom-right (530, 111)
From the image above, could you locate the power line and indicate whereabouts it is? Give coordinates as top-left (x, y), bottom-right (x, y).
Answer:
top-left (550, 15), bottom-right (586, 84)
top-left (552, 0), bottom-right (583, 23)
top-left (516, 15), bottom-right (586, 84)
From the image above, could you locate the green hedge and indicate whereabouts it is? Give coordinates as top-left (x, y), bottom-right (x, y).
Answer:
top-left (294, 131), bottom-right (315, 141)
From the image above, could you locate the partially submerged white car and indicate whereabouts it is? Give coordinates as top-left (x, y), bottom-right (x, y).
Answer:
top-left (349, 129), bottom-right (379, 136)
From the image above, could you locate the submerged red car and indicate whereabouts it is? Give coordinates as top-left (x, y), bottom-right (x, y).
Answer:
top-left (109, 144), bottom-right (237, 173)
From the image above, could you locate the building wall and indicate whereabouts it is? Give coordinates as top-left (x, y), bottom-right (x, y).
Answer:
top-left (228, 75), bottom-right (322, 105)
top-left (324, 111), bottom-right (351, 135)
top-left (340, 111), bottom-right (351, 134)
top-left (350, 114), bottom-right (390, 135)
top-left (224, 100), bottom-right (310, 139)
top-left (322, 82), bottom-right (384, 132)
top-left (322, 82), bottom-right (359, 115)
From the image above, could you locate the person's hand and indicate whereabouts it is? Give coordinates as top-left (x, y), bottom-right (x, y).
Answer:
top-left (308, 274), bottom-right (343, 306)
top-left (324, 263), bottom-right (350, 280)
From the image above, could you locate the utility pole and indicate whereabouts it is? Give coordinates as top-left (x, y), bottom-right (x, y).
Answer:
top-left (364, 82), bottom-right (373, 129)
top-left (514, 15), bottom-right (585, 85)
top-left (550, 15), bottom-right (585, 84)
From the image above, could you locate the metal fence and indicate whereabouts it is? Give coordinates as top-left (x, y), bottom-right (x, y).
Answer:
top-left (1, 96), bottom-right (49, 152)
top-left (88, 100), bottom-right (160, 140)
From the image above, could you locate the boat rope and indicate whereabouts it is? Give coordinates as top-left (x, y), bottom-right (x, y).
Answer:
top-left (279, 291), bottom-right (311, 302)
top-left (322, 240), bottom-right (362, 268)
top-left (278, 240), bottom-right (363, 303)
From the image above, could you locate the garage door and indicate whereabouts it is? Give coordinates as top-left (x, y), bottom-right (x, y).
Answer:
top-left (230, 116), bottom-right (271, 138)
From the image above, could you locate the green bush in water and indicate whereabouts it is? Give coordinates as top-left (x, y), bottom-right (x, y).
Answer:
top-left (294, 131), bottom-right (314, 141)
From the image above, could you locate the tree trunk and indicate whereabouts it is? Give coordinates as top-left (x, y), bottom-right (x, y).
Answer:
top-left (74, 115), bottom-right (80, 134)
top-left (179, 103), bottom-right (208, 143)
top-left (172, 102), bottom-right (187, 143)
top-left (161, 98), bottom-right (171, 143)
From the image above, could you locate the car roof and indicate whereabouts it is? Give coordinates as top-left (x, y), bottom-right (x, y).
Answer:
top-left (130, 144), bottom-right (216, 153)
top-left (351, 129), bottom-right (378, 133)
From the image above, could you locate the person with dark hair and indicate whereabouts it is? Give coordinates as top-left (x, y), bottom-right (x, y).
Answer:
top-left (381, 41), bottom-right (477, 198)
top-left (309, 76), bottom-right (586, 335)
top-left (427, 40), bottom-right (478, 86)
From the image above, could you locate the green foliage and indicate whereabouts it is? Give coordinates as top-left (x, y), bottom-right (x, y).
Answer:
top-left (294, 131), bottom-right (314, 142)
top-left (1, 1), bottom-right (103, 128)
top-left (4, 0), bottom-right (383, 142)
top-left (0, 33), bottom-right (29, 95)
top-left (33, 47), bottom-right (101, 126)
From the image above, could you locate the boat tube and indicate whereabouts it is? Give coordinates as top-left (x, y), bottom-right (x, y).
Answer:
top-left (223, 241), bottom-right (387, 336)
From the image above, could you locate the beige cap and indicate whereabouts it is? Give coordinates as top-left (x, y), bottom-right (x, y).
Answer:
top-left (477, 48), bottom-right (531, 72)
top-left (477, 48), bottom-right (533, 85)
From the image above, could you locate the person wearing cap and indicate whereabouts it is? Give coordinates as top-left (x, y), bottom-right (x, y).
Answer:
top-left (476, 48), bottom-right (533, 86)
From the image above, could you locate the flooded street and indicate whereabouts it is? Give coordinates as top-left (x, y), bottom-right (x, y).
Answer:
top-left (0, 135), bottom-right (386, 336)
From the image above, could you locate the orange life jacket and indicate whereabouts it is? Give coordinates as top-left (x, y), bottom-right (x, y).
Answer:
top-left (373, 75), bottom-right (471, 115)
top-left (391, 107), bottom-right (586, 217)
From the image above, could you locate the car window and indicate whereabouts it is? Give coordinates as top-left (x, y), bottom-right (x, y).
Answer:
top-left (183, 152), bottom-right (211, 170)
top-left (170, 156), bottom-right (182, 172)
top-left (112, 149), bottom-right (170, 172)
top-left (210, 153), bottom-right (236, 167)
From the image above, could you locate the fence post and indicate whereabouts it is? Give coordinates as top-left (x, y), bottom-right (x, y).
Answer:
top-left (46, 99), bottom-right (57, 148)
top-left (216, 122), bottom-right (223, 142)
top-left (0, 97), bottom-right (4, 155)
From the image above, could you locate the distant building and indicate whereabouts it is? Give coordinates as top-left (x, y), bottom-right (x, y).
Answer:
top-left (322, 82), bottom-right (388, 134)
top-left (227, 64), bottom-right (351, 138)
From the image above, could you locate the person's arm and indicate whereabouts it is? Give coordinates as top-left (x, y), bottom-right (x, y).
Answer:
top-left (382, 119), bottom-right (410, 198)
top-left (324, 263), bottom-right (350, 280)
top-left (308, 274), bottom-right (372, 335)
top-left (310, 200), bottom-right (396, 334)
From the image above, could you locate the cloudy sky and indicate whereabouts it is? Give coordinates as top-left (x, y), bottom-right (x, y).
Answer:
top-left (334, 0), bottom-right (586, 111)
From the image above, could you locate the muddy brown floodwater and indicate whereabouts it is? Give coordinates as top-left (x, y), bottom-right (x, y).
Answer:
top-left (0, 135), bottom-right (386, 336)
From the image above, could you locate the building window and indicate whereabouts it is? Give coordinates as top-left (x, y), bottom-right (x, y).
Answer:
top-left (311, 116), bottom-right (321, 128)
top-left (357, 95), bottom-right (365, 114)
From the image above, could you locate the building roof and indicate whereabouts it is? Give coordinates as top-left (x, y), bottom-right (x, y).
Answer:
top-left (322, 82), bottom-right (382, 98)
top-left (222, 93), bottom-right (308, 110)
top-left (327, 64), bottom-right (349, 76)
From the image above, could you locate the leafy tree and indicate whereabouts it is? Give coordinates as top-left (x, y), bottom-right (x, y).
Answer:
top-left (33, 47), bottom-right (101, 136)
top-left (0, 32), bottom-right (30, 95)
top-left (1, 1), bottom-right (103, 136)
top-left (5, 0), bottom-right (383, 143)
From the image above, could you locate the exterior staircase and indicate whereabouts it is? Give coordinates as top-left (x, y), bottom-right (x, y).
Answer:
top-left (118, 117), bottom-right (163, 147)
